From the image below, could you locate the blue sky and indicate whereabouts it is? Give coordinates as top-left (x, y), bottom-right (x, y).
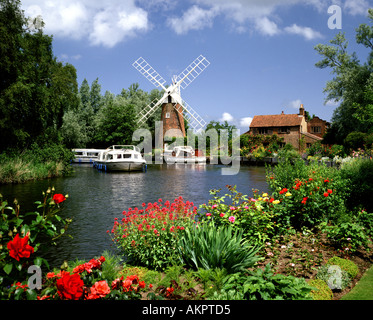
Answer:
top-left (21, 0), bottom-right (372, 131)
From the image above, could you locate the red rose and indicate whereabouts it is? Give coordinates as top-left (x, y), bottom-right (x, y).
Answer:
top-left (7, 234), bottom-right (34, 261)
top-left (53, 194), bottom-right (66, 204)
top-left (87, 280), bottom-right (110, 300)
top-left (56, 272), bottom-right (84, 300)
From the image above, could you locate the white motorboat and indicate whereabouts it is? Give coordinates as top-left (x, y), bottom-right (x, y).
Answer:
top-left (94, 145), bottom-right (146, 172)
top-left (72, 148), bottom-right (105, 163)
top-left (163, 145), bottom-right (206, 164)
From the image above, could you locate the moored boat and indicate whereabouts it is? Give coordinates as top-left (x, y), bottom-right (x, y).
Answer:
top-left (163, 145), bottom-right (206, 164)
top-left (93, 145), bottom-right (146, 172)
top-left (72, 148), bottom-right (105, 163)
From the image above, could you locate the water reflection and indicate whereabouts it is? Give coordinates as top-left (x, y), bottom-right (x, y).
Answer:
top-left (0, 164), bottom-right (269, 268)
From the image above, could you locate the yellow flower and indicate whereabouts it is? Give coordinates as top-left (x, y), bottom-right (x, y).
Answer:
top-left (258, 197), bottom-right (263, 201)
top-left (273, 200), bottom-right (280, 204)
top-left (285, 192), bottom-right (292, 197)
top-left (262, 193), bottom-right (268, 197)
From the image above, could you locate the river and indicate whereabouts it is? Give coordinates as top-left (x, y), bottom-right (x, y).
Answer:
top-left (0, 163), bottom-right (269, 268)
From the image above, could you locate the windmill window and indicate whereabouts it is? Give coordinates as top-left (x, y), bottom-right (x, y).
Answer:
top-left (165, 112), bottom-right (170, 119)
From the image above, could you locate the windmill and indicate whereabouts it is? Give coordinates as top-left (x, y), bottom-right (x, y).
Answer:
top-left (132, 55), bottom-right (210, 145)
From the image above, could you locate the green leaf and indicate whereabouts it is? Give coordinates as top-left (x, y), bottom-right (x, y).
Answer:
top-left (4, 263), bottom-right (13, 275)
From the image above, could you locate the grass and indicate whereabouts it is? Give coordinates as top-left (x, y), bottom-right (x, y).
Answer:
top-left (341, 265), bottom-right (373, 300)
top-left (0, 158), bottom-right (65, 184)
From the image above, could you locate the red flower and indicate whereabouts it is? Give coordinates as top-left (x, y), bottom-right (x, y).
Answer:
top-left (323, 192), bottom-right (329, 197)
top-left (86, 280), bottom-right (111, 300)
top-left (327, 189), bottom-right (333, 194)
top-left (56, 272), bottom-right (84, 300)
top-left (301, 197), bottom-right (308, 205)
top-left (7, 233), bottom-right (34, 261)
top-left (166, 287), bottom-right (174, 297)
top-left (279, 188), bottom-right (288, 195)
top-left (53, 194), bottom-right (66, 204)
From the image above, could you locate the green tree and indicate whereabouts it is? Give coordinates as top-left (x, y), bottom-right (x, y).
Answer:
top-left (94, 96), bottom-right (138, 147)
top-left (0, 0), bottom-right (78, 150)
top-left (315, 9), bottom-right (373, 145)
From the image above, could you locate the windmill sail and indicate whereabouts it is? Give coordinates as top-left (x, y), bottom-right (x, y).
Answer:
top-left (132, 57), bottom-right (167, 90)
top-left (175, 55), bottom-right (210, 90)
top-left (173, 101), bottom-right (207, 132)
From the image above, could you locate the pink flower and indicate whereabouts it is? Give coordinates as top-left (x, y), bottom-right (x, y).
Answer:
top-left (229, 206), bottom-right (235, 210)
top-left (206, 213), bottom-right (212, 217)
top-left (219, 213), bottom-right (225, 217)
top-left (228, 216), bottom-right (235, 223)
top-left (212, 204), bottom-right (218, 209)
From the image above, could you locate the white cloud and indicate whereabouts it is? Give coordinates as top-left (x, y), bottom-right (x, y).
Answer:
top-left (240, 117), bottom-right (253, 127)
top-left (167, 5), bottom-right (218, 35)
top-left (284, 24), bottom-right (323, 40)
top-left (344, 0), bottom-right (370, 16)
top-left (220, 112), bottom-right (234, 122)
top-left (255, 17), bottom-right (280, 36)
top-left (288, 99), bottom-right (303, 109)
top-left (22, 0), bottom-right (150, 47)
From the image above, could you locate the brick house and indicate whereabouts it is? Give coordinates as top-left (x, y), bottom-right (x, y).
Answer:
top-left (245, 104), bottom-right (328, 152)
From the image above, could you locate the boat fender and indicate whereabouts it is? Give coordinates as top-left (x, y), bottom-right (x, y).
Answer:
top-left (104, 165), bottom-right (107, 171)
top-left (191, 151), bottom-right (195, 156)
top-left (172, 151), bottom-right (176, 157)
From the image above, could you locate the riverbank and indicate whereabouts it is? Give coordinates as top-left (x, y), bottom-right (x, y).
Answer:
top-left (0, 145), bottom-right (74, 184)
top-left (0, 158), bottom-right (66, 184)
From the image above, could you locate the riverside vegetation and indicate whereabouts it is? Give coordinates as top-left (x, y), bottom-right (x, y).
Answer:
top-left (1, 157), bottom-right (372, 301)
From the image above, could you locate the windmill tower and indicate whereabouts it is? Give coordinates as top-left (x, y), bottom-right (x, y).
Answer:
top-left (132, 55), bottom-right (210, 146)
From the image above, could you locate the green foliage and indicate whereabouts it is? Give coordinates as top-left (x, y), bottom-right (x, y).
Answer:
top-left (219, 264), bottom-right (313, 300)
top-left (324, 221), bottom-right (371, 253)
top-left (308, 279), bottom-right (333, 300)
top-left (199, 185), bottom-right (277, 245)
top-left (178, 221), bottom-right (262, 273)
top-left (339, 158), bottom-right (373, 212)
top-left (326, 256), bottom-right (359, 279)
top-left (0, 0), bottom-right (78, 150)
top-left (314, 11), bottom-right (373, 144)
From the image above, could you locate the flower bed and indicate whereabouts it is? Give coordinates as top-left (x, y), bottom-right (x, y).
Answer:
top-left (1, 159), bottom-right (372, 300)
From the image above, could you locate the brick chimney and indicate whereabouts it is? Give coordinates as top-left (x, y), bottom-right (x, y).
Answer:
top-left (299, 104), bottom-right (305, 116)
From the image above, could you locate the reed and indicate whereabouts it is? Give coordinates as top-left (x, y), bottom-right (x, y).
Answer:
top-left (0, 156), bottom-right (66, 184)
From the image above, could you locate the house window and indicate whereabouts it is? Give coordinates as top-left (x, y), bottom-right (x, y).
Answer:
top-left (258, 128), bottom-right (268, 134)
top-left (279, 127), bottom-right (290, 134)
top-left (311, 126), bottom-right (321, 133)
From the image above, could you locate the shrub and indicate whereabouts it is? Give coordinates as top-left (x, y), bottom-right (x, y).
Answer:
top-left (110, 197), bottom-right (197, 270)
top-left (308, 279), bottom-right (333, 300)
top-left (324, 221), bottom-right (371, 253)
top-left (266, 160), bottom-right (349, 230)
top-left (199, 185), bottom-right (277, 245)
top-left (178, 221), bottom-right (261, 273)
top-left (220, 264), bottom-right (313, 300)
top-left (326, 256), bottom-right (359, 279)
top-left (339, 158), bottom-right (373, 212)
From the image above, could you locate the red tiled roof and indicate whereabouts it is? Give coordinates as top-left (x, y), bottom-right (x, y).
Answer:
top-left (249, 114), bottom-right (303, 128)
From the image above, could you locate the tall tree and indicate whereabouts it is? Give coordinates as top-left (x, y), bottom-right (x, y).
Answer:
top-left (314, 9), bottom-right (373, 144)
top-left (0, 0), bottom-right (78, 150)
